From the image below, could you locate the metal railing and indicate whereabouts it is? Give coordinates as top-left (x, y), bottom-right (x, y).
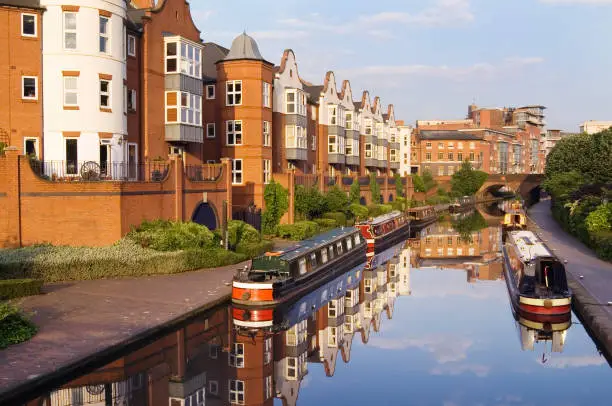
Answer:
top-left (185, 164), bottom-right (223, 182)
top-left (29, 160), bottom-right (170, 182)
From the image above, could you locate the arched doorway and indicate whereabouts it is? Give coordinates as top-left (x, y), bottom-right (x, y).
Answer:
top-left (388, 194), bottom-right (394, 202)
top-left (359, 196), bottom-right (366, 205)
top-left (192, 202), bottom-right (217, 230)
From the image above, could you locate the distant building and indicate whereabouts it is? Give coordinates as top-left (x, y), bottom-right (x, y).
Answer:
top-left (579, 120), bottom-right (612, 134)
top-left (396, 120), bottom-right (413, 175)
top-left (542, 129), bottom-right (580, 157)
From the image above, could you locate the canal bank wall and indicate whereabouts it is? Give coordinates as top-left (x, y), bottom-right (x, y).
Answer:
top-left (527, 199), bottom-right (612, 360)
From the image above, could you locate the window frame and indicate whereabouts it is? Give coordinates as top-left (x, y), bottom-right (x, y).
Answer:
top-left (206, 123), bottom-right (216, 139)
top-left (229, 379), bottom-right (245, 405)
top-left (226, 80), bottom-right (242, 106)
top-left (263, 159), bottom-right (271, 184)
top-left (263, 82), bottom-right (271, 108)
top-left (64, 137), bottom-right (79, 176)
top-left (228, 342), bottom-right (245, 368)
top-left (63, 11), bottom-right (77, 50)
top-left (99, 15), bottom-right (110, 54)
top-left (21, 13), bottom-right (37, 37)
top-left (226, 120), bottom-right (243, 146)
top-left (63, 76), bottom-right (78, 107)
top-left (206, 84), bottom-right (215, 100)
top-left (21, 76), bottom-right (37, 100)
top-left (328, 134), bottom-right (337, 153)
top-left (99, 79), bottom-right (111, 109)
top-left (127, 89), bottom-right (137, 112)
top-left (23, 137), bottom-right (38, 158)
top-left (232, 159), bottom-right (243, 185)
top-left (127, 34), bottom-right (136, 57)
top-left (328, 105), bottom-right (337, 126)
top-left (263, 121), bottom-right (271, 146)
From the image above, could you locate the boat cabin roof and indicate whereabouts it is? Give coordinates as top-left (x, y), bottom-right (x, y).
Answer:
top-left (509, 230), bottom-right (553, 262)
top-left (407, 206), bottom-right (433, 213)
top-left (366, 210), bottom-right (403, 226)
top-left (266, 227), bottom-right (359, 262)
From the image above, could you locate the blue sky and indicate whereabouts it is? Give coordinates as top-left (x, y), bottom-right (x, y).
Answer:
top-left (190, 0), bottom-right (612, 131)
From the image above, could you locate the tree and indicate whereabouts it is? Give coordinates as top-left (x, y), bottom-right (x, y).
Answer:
top-left (451, 210), bottom-right (488, 242)
top-left (262, 180), bottom-right (288, 234)
top-left (422, 170), bottom-right (437, 191)
top-left (295, 185), bottom-right (326, 220)
top-left (349, 180), bottom-right (361, 204)
top-left (542, 171), bottom-right (584, 201)
top-left (394, 173), bottom-right (403, 198)
top-left (325, 185), bottom-right (349, 213)
top-left (412, 173), bottom-right (426, 193)
top-left (450, 160), bottom-right (488, 196)
top-left (369, 174), bottom-right (381, 204)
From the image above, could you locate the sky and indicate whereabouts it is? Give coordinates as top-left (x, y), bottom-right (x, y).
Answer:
top-left (189, 0), bottom-right (612, 131)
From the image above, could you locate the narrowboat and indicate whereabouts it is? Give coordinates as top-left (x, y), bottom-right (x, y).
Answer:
top-left (449, 196), bottom-right (475, 214)
top-left (516, 315), bottom-right (570, 354)
top-left (406, 206), bottom-right (438, 229)
top-left (356, 211), bottom-right (410, 256)
top-left (502, 230), bottom-right (572, 322)
top-left (232, 227), bottom-right (366, 307)
top-left (502, 200), bottom-right (527, 232)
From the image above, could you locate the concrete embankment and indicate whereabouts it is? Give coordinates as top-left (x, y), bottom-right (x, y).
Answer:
top-left (527, 199), bottom-right (612, 359)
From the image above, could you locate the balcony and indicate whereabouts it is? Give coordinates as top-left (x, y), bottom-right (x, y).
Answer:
top-left (286, 147), bottom-right (307, 161)
top-left (345, 155), bottom-right (360, 166)
top-left (365, 157), bottom-right (377, 167)
top-left (328, 153), bottom-right (345, 164)
top-left (29, 159), bottom-right (170, 182)
top-left (165, 124), bottom-right (203, 143)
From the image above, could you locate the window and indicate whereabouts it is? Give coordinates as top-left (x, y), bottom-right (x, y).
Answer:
top-left (99, 16), bottom-right (110, 53)
top-left (470, 152), bottom-right (475, 161)
top-left (263, 121), bottom-right (271, 146)
top-left (321, 248), bottom-right (328, 263)
top-left (207, 123), bottom-right (216, 138)
top-left (206, 84), bottom-right (215, 100)
top-left (448, 152), bottom-right (453, 161)
top-left (264, 337), bottom-right (272, 365)
top-left (457, 152), bottom-right (463, 162)
top-left (312, 135), bottom-right (316, 151)
top-left (232, 159), bottom-right (242, 184)
top-left (438, 142), bottom-right (444, 149)
top-left (123, 85), bottom-right (127, 113)
top-left (365, 143), bottom-right (372, 158)
top-left (263, 82), bottom-right (271, 108)
top-left (458, 142), bottom-right (464, 149)
top-left (448, 236), bottom-right (453, 245)
top-left (177, 92), bottom-right (202, 126)
top-left (226, 120), bottom-right (242, 145)
top-left (229, 380), bottom-right (245, 405)
top-left (328, 245), bottom-right (335, 260)
top-left (165, 42), bottom-right (177, 72)
top-left (365, 119), bottom-right (373, 135)
top-left (63, 12), bottom-right (77, 49)
top-left (21, 14), bottom-right (36, 37)
top-left (438, 152), bottom-right (443, 160)
top-left (346, 112), bottom-right (353, 130)
top-left (438, 166), bottom-right (444, 176)
top-left (263, 159), bottom-right (271, 184)
top-left (65, 138), bottom-right (78, 175)
top-left (336, 242), bottom-right (343, 255)
top-left (329, 106), bottom-right (337, 125)
top-left (127, 89), bottom-right (136, 111)
top-left (229, 343), bottom-right (244, 367)
top-left (287, 357), bottom-right (298, 379)
top-left (298, 257), bottom-right (307, 275)
top-left (285, 125), bottom-right (307, 148)
top-left (209, 344), bottom-right (219, 359)
top-left (328, 326), bottom-right (338, 347)
top-left (469, 142), bottom-right (475, 149)
top-left (345, 138), bottom-right (353, 156)
top-left (21, 76), bottom-right (37, 100)
top-left (390, 149), bottom-right (397, 162)
top-left (226, 80), bottom-right (242, 106)
top-left (264, 376), bottom-right (272, 400)
top-left (426, 152), bottom-right (431, 161)
top-left (310, 252), bottom-right (318, 268)
top-left (426, 142), bottom-right (432, 148)
top-left (127, 34), bottom-right (136, 56)
top-left (24, 138), bottom-right (38, 158)
top-left (285, 89), bottom-right (306, 115)
top-left (328, 135), bottom-right (337, 153)
top-left (285, 91), bottom-right (295, 113)
top-left (209, 380), bottom-right (218, 396)
top-left (99, 79), bottom-right (111, 108)
top-left (328, 300), bottom-right (337, 318)
top-left (448, 142), bottom-right (454, 149)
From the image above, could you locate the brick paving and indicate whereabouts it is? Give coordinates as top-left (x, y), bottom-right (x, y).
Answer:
top-left (0, 261), bottom-right (248, 397)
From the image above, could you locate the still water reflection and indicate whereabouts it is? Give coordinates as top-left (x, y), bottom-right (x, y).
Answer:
top-left (25, 210), bottom-right (611, 406)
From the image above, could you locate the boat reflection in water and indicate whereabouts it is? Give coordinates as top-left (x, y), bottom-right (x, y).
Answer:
top-left (515, 315), bottom-right (571, 360)
top-left (27, 243), bottom-right (413, 406)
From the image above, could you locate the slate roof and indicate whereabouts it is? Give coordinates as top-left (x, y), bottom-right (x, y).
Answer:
top-left (304, 85), bottom-right (323, 103)
top-left (202, 42), bottom-right (229, 81)
top-left (224, 32), bottom-right (265, 61)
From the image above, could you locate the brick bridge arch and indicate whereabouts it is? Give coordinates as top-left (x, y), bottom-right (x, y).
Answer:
top-left (477, 174), bottom-right (544, 204)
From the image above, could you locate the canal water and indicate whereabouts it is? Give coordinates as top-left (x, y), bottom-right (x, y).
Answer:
top-left (17, 208), bottom-right (612, 406)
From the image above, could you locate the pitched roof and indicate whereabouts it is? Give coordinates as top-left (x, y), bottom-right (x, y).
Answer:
top-left (353, 101), bottom-right (362, 111)
top-left (202, 42), bottom-right (229, 81)
top-left (304, 85), bottom-right (323, 103)
top-left (419, 131), bottom-right (483, 140)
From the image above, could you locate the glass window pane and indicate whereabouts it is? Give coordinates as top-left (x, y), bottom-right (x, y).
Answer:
top-left (64, 13), bottom-right (76, 29)
top-left (99, 17), bottom-right (107, 34)
top-left (65, 32), bottom-right (76, 49)
top-left (166, 42), bottom-right (177, 56)
top-left (23, 15), bottom-right (35, 35)
top-left (166, 59), bottom-right (177, 72)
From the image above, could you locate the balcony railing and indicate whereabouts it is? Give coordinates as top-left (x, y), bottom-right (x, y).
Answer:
top-left (185, 164), bottom-right (223, 182)
top-left (29, 160), bottom-right (170, 182)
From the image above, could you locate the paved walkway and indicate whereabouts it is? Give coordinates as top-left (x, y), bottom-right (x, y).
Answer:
top-left (0, 261), bottom-right (247, 397)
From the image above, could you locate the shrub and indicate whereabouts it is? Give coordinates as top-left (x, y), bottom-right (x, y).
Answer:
top-left (127, 220), bottom-right (214, 251)
top-left (0, 303), bottom-right (37, 349)
top-left (314, 218), bottom-right (337, 229)
top-left (0, 240), bottom-right (246, 283)
top-left (277, 221), bottom-right (320, 241)
top-left (394, 173), bottom-right (404, 197)
top-left (323, 212), bottom-right (347, 227)
top-left (227, 220), bottom-right (261, 248)
top-left (543, 171), bottom-right (584, 201)
top-left (367, 204), bottom-right (393, 218)
top-left (369, 174), bottom-right (381, 204)
top-left (585, 203), bottom-right (612, 234)
top-left (349, 204), bottom-right (369, 221)
top-left (450, 161), bottom-right (488, 197)
top-left (592, 231), bottom-right (612, 260)
top-left (325, 186), bottom-right (349, 213)
top-left (412, 173), bottom-right (426, 193)
top-left (295, 185), bottom-right (326, 220)
top-left (422, 170), bottom-right (437, 191)
top-left (235, 240), bottom-right (274, 258)
top-left (349, 180), bottom-right (361, 204)
top-left (0, 142), bottom-right (6, 156)
top-left (263, 180), bottom-right (289, 235)
top-left (0, 279), bottom-right (43, 300)
top-left (391, 197), bottom-right (407, 212)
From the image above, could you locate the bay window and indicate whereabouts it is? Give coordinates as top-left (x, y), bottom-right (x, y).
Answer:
top-left (226, 120), bottom-right (242, 145)
top-left (365, 119), bottom-right (373, 135)
top-left (390, 149), bottom-right (397, 162)
top-left (165, 38), bottom-right (202, 79)
top-left (285, 89), bottom-right (306, 115)
top-left (328, 135), bottom-right (337, 153)
top-left (365, 143), bottom-right (373, 158)
top-left (232, 159), bottom-right (243, 184)
top-left (165, 91), bottom-right (201, 126)
top-left (375, 122), bottom-right (384, 138)
top-left (285, 125), bottom-right (307, 148)
top-left (328, 105), bottom-right (337, 125)
top-left (345, 138), bottom-right (352, 155)
top-left (346, 112), bottom-right (353, 130)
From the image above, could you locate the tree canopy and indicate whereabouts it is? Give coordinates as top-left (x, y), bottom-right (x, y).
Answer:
top-left (262, 180), bottom-right (288, 234)
top-left (450, 161), bottom-right (488, 196)
top-left (369, 174), bottom-right (381, 204)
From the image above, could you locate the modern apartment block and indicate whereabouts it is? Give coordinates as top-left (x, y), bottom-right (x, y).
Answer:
top-left (579, 120), bottom-right (612, 134)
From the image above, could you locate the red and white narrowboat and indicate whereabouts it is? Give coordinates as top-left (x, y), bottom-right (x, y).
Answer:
top-left (503, 230), bottom-right (572, 322)
top-left (356, 211), bottom-right (410, 256)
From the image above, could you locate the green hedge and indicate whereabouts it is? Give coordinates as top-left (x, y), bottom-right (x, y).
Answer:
top-left (0, 303), bottom-right (37, 349)
top-left (349, 204), bottom-right (369, 221)
top-left (367, 204), bottom-right (393, 218)
top-left (235, 240), bottom-right (274, 258)
top-left (0, 279), bottom-right (43, 300)
top-left (322, 212), bottom-right (347, 226)
top-left (126, 220), bottom-right (215, 251)
top-left (0, 240), bottom-right (246, 283)
top-left (592, 231), bottom-right (612, 260)
top-left (228, 220), bottom-right (262, 247)
top-left (314, 218), bottom-right (337, 229)
top-left (277, 221), bottom-right (320, 241)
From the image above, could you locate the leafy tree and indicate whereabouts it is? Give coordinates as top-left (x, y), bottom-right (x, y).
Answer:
top-left (262, 180), bottom-right (288, 234)
top-left (422, 169), bottom-right (437, 191)
top-left (394, 173), bottom-right (403, 197)
top-left (325, 185), bottom-right (349, 213)
top-left (450, 160), bottom-right (488, 196)
top-left (412, 173), bottom-right (426, 193)
top-left (349, 203), bottom-right (368, 220)
top-left (295, 185), bottom-right (326, 220)
top-left (451, 211), bottom-right (488, 242)
top-left (586, 203), bottom-right (612, 234)
top-left (542, 171), bottom-right (584, 201)
top-left (349, 179), bottom-right (361, 204)
top-left (369, 174), bottom-right (381, 204)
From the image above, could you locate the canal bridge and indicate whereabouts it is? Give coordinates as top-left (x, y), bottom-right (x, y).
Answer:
top-left (476, 173), bottom-right (544, 204)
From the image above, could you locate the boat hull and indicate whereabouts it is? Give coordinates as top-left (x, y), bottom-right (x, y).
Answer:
top-left (364, 222), bottom-right (411, 256)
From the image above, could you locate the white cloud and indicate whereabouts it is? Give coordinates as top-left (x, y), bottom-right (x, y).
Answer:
top-left (543, 355), bottom-right (606, 368)
top-left (540, 0), bottom-right (612, 4)
top-left (191, 9), bottom-right (215, 21)
top-left (430, 363), bottom-right (491, 377)
top-left (249, 30), bottom-right (310, 40)
top-left (360, 0), bottom-right (474, 26)
top-left (369, 335), bottom-right (474, 363)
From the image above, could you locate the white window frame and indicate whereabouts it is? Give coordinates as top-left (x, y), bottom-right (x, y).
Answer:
top-left (311, 135), bottom-right (316, 151)
top-left (229, 380), bottom-right (245, 405)
top-left (206, 84), bottom-right (215, 100)
top-left (329, 105), bottom-right (337, 125)
top-left (263, 82), bottom-right (271, 108)
top-left (232, 159), bottom-right (243, 185)
top-left (264, 337), bottom-right (272, 365)
top-left (99, 15), bottom-right (110, 54)
top-left (229, 343), bottom-right (244, 368)
top-left (263, 159), bottom-right (271, 184)
top-left (123, 85), bottom-right (127, 114)
top-left (346, 112), bottom-right (353, 130)
top-left (264, 375), bottom-right (272, 399)
top-left (226, 120), bottom-right (243, 146)
top-left (345, 138), bottom-right (353, 156)
top-left (63, 12), bottom-right (77, 50)
top-left (127, 34), bottom-right (136, 57)
top-left (328, 326), bottom-right (338, 347)
top-left (64, 137), bottom-right (79, 176)
top-left (127, 89), bottom-right (137, 111)
top-left (179, 42), bottom-right (201, 78)
top-left (287, 357), bottom-right (298, 379)
top-left (207, 123), bottom-right (216, 139)
top-left (328, 135), bottom-right (337, 153)
top-left (62, 76), bottom-right (78, 107)
top-left (365, 143), bottom-right (372, 158)
top-left (21, 13), bottom-right (37, 37)
top-left (226, 80), bottom-right (242, 106)
top-left (99, 79), bottom-right (111, 108)
top-left (263, 121), bottom-right (271, 146)
top-left (21, 76), bottom-right (37, 100)
top-left (165, 41), bottom-right (178, 73)
top-left (179, 92), bottom-right (201, 126)
top-left (364, 119), bottom-right (373, 135)
top-left (209, 380), bottom-right (219, 396)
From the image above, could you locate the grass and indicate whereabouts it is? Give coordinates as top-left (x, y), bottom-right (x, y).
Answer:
top-left (0, 302), bottom-right (37, 349)
top-left (0, 279), bottom-right (43, 300)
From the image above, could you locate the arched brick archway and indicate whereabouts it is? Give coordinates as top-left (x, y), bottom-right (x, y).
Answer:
top-left (191, 201), bottom-right (218, 230)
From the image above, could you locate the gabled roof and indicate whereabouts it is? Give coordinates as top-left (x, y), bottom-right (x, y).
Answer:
top-left (202, 42), bottom-right (229, 81)
top-left (304, 85), bottom-right (324, 103)
top-left (353, 101), bottom-right (362, 111)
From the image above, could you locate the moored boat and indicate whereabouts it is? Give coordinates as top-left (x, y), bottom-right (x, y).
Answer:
top-left (232, 227), bottom-right (366, 307)
top-left (502, 230), bottom-right (572, 322)
top-left (502, 200), bottom-right (527, 232)
top-left (356, 211), bottom-right (410, 256)
top-left (449, 196), bottom-right (475, 214)
top-left (406, 206), bottom-right (438, 229)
